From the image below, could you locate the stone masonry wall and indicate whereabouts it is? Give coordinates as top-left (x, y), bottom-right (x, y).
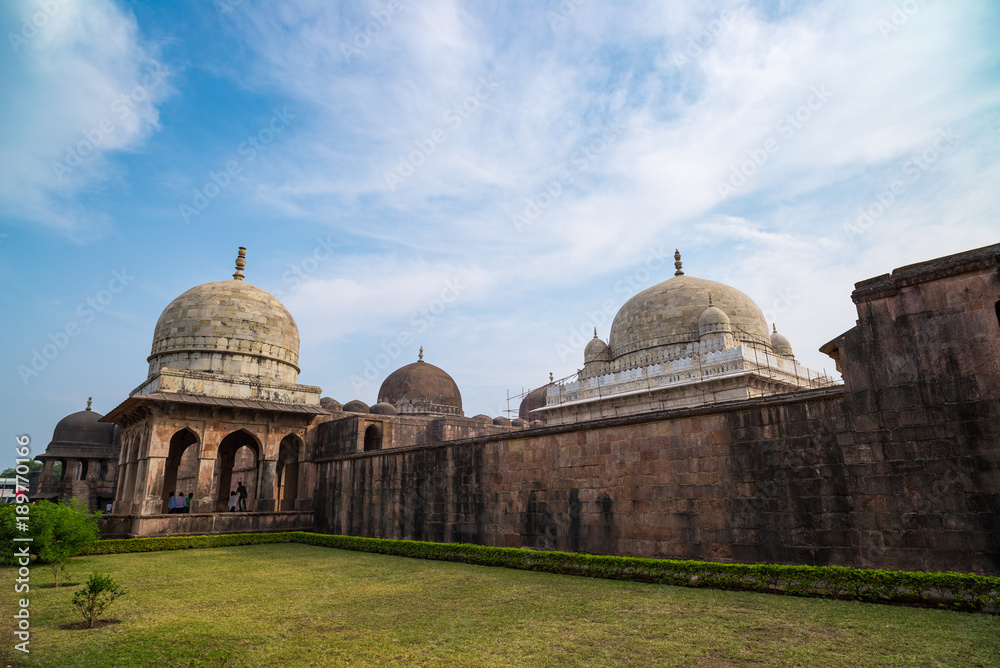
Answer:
top-left (314, 244), bottom-right (1000, 574)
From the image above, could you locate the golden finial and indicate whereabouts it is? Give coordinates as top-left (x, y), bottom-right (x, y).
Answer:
top-left (86, 397), bottom-right (92, 411)
top-left (674, 249), bottom-right (684, 276)
top-left (418, 346), bottom-right (424, 362)
top-left (233, 246), bottom-right (247, 281)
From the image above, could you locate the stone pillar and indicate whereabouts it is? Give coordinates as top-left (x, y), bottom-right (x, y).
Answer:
top-left (193, 457), bottom-right (216, 514)
top-left (40, 460), bottom-right (54, 483)
top-left (296, 461), bottom-right (315, 511)
top-left (138, 456), bottom-right (166, 515)
top-left (256, 459), bottom-right (277, 512)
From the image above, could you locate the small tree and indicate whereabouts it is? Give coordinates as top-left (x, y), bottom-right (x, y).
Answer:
top-left (72, 573), bottom-right (126, 628)
top-left (34, 500), bottom-right (101, 587)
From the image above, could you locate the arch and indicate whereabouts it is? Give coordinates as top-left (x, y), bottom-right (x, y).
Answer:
top-left (53, 459), bottom-right (66, 481)
top-left (214, 430), bottom-right (261, 512)
top-left (73, 459), bottom-right (88, 481)
top-left (364, 425), bottom-right (382, 451)
top-left (275, 434), bottom-right (301, 511)
top-left (161, 428), bottom-right (199, 513)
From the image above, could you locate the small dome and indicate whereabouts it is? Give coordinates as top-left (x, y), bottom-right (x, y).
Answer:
top-left (471, 414), bottom-right (492, 424)
top-left (377, 350), bottom-right (463, 417)
top-left (492, 416), bottom-right (511, 426)
top-left (518, 385), bottom-right (550, 420)
top-left (698, 305), bottom-right (731, 330)
top-left (511, 418), bottom-right (529, 427)
top-left (770, 325), bottom-right (794, 358)
top-left (320, 397), bottom-right (342, 411)
top-left (370, 402), bottom-right (398, 415)
top-left (50, 404), bottom-right (117, 446)
top-left (342, 400), bottom-right (370, 413)
top-left (584, 330), bottom-right (611, 363)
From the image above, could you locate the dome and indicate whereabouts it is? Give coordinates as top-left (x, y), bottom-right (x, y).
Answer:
top-left (377, 349), bottom-right (463, 417)
top-left (511, 418), bottom-right (529, 427)
top-left (471, 414), bottom-right (492, 424)
top-left (370, 402), bottom-right (398, 415)
top-left (492, 416), bottom-right (511, 426)
top-left (148, 249), bottom-right (300, 385)
top-left (342, 400), bottom-right (370, 413)
top-left (770, 325), bottom-right (794, 358)
top-left (320, 397), bottom-right (342, 411)
top-left (518, 384), bottom-right (550, 420)
top-left (698, 305), bottom-right (731, 331)
top-left (609, 271), bottom-right (770, 363)
top-left (584, 330), bottom-right (611, 363)
top-left (51, 403), bottom-right (117, 447)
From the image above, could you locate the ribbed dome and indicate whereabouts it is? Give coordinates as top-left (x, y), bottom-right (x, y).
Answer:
top-left (609, 274), bottom-right (770, 362)
top-left (148, 279), bottom-right (300, 384)
top-left (377, 357), bottom-right (463, 417)
top-left (51, 408), bottom-right (116, 446)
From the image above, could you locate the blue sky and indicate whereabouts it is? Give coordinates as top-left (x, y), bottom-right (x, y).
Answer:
top-left (2, 0), bottom-right (999, 469)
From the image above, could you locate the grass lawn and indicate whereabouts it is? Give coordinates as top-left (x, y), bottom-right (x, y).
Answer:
top-left (1, 543), bottom-right (997, 667)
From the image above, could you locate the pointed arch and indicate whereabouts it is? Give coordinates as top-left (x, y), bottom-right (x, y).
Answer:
top-left (364, 425), bottom-right (382, 451)
top-left (214, 429), bottom-right (261, 512)
top-left (162, 428), bottom-right (199, 513)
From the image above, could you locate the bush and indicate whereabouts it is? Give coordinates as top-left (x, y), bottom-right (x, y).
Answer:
top-left (72, 573), bottom-right (127, 628)
top-left (79, 531), bottom-right (1000, 613)
top-left (1, 499), bottom-right (100, 587)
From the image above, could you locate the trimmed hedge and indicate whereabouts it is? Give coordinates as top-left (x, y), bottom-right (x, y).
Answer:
top-left (81, 531), bottom-right (1000, 613)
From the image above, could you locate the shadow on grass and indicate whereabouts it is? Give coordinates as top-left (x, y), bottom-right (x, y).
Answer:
top-left (58, 618), bottom-right (123, 630)
top-left (38, 582), bottom-right (81, 589)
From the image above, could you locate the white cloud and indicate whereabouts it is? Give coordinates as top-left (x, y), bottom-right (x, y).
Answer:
top-left (0, 0), bottom-right (170, 235)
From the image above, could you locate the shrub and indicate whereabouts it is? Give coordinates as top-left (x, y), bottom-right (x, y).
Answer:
top-left (72, 573), bottom-right (127, 629)
top-left (1, 499), bottom-right (101, 587)
top-left (80, 531), bottom-right (1000, 613)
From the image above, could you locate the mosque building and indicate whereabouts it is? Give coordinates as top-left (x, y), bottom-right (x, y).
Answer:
top-left (31, 242), bottom-right (998, 578)
top-left (531, 250), bottom-right (835, 426)
top-left (32, 246), bottom-right (832, 523)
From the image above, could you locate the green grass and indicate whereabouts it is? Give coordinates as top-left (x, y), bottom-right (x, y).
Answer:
top-left (2, 543), bottom-right (997, 667)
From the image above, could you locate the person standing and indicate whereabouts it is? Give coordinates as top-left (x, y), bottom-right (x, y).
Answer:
top-left (167, 492), bottom-right (177, 514)
top-left (227, 491), bottom-right (238, 512)
top-left (185, 493), bottom-right (193, 514)
top-left (236, 481), bottom-right (248, 511)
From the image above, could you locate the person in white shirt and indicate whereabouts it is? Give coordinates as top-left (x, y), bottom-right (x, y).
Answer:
top-left (227, 491), bottom-right (238, 512)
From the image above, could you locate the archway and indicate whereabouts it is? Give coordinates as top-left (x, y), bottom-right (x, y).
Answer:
top-left (73, 459), bottom-right (88, 481)
top-left (53, 459), bottom-right (66, 481)
top-left (275, 435), bottom-right (301, 511)
top-left (162, 429), bottom-right (199, 513)
top-left (215, 430), bottom-right (260, 512)
top-left (364, 425), bottom-right (382, 451)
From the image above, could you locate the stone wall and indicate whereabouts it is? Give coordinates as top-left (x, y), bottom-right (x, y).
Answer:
top-left (314, 244), bottom-right (1000, 574)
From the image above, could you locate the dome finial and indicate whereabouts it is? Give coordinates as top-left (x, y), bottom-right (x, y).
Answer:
top-left (773, 323), bottom-right (777, 333)
top-left (233, 246), bottom-right (247, 280)
top-left (593, 327), bottom-right (598, 338)
top-left (86, 396), bottom-right (92, 411)
top-left (708, 295), bottom-right (713, 306)
top-left (549, 372), bottom-right (554, 383)
top-left (418, 346), bottom-right (424, 362)
top-left (674, 249), bottom-right (684, 276)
